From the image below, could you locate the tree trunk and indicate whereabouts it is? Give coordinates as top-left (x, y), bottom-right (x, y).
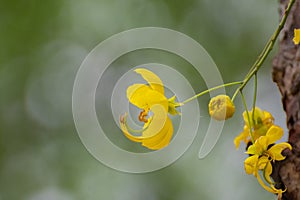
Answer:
top-left (272, 0), bottom-right (300, 199)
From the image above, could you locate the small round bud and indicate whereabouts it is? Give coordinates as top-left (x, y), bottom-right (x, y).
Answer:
top-left (208, 95), bottom-right (235, 120)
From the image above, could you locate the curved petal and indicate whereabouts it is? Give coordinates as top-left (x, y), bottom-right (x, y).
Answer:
top-left (135, 68), bottom-right (164, 94)
top-left (142, 117), bottom-right (173, 150)
top-left (244, 155), bottom-right (259, 175)
top-left (120, 119), bottom-right (143, 143)
top-left (268, 142), bottom-right (292, 161)
top-left (120, 114), bottom-right (170, 147)
top-left (142, 104), bottom-right (168, 138)
top-left (263, 161), bottom-right (273, 185)
top-left (127, 84), bottom-right (168, 110)
top-left (265, 125), bottom-right (284, 144)
top-left (149, 122), bottom-right (173, 150)
top-left (262, 111), bottom-right (274, 125)
top-left (244, 155), bottom-right (258, 174)
top-left (120, 107), bottom-right (173, 150)
top-left (256, 136), bottom-right (269, 153)
top-left (256, 172), bottom-right (278, 194)
top-left (247, 136), bottom-right (268, 155)
top-left (246, 144), bottom-right (256, 155)
top-left (257, 156), bottom-right (269, 171)
top-left (253, 126), bottom-right (269, 140)
top-left (234, 128), bottom-right (249, 149)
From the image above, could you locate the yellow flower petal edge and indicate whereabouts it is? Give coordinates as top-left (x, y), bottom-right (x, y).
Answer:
top-left (268, 142), bottom-right (292, 161)
top-left (127, 84), bottom-right (168, 111)
top-left (141, 104), bottom-right (168, 138)
top-left (208, 95), bottom-right (235, 121)
top-left (265, 125), bottom-right (284, 144)
top-left (134, 68), bottom-right (164, 94)
top-left (234, 126), bottom-right (249, 149)
top-left (244, 155), bottom-right (259, 175)
top-left (142, 117), bottom-right (173, 150)
top-left (293, 28), bottom-right (300, 45)
top-left (120, 112), bottom-right (173, 150)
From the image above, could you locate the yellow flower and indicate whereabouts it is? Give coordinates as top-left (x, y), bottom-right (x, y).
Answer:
top-left (244, 125), bottom-right (292, 195)
top-left (293, 28), bottom-right (300, 45)
top-left (120, 68), bottom-right (180, 150)
top-left (208, 95), bottom-right (235, 121)
top-left (234, 107), bottom-right (274, 149)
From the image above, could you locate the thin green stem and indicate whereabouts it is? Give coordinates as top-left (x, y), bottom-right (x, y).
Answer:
top-left (231, 0), bottom-right (295, 102)
top-left (240, 91), bottom-right (255, 144)
top-left (252, 73), bottom-right (258, 123)
top-left (181, 81), bottom-right (243, 105)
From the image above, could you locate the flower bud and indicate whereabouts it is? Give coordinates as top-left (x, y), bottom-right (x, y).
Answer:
top-left (208, 95), bottom-right (235, 120)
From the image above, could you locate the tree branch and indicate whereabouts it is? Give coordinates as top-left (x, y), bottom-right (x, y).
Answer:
top-left (272, 0), bottom-right (300, 199)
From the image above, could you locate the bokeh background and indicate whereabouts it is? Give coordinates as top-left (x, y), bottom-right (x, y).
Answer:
top-left (0, 0), bottom-right (288, 199)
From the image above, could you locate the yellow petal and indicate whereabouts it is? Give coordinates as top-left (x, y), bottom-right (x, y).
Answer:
top-left (141, 117), bottom-right (173, 150)
top-left (256, 172), bottom-right (278, 194)
top-left (253, 126), bottom-right (269, 140)
top-left (257, 157), bottom-right (273, 184)
top-left (143, 117), bottom-right (173, 150)
top-left (293, 28), bottom-right (300, 45)
top-left (120, 117), bottom-right (143, 143)
top-left (244, 155), bottom-right (259, 175)
top-left (262, 111), bottom-right (274, 126)
top-left (142, 104), bottom-right (168, 138)
top-left (246, 143), bottom-right (257, 155)
top-left (247, 136), bottom-right (268, 155)
top-left (134, 68), bottom-right (164, 94)
top-left (257, 173), bottom-right (286, 197)
top-left (127, 84), bottom-right (151, 109)
top-left (268, 142), bottom-right (292, 161)
top-left (257, 156), bottom-right (269, 170)
top-left (263, 161), bottom-right (273, 185)
top-left (234, 128), bottom-right (249, 149)
top-left (256, 136), bottom-right (269, 153)
top-left (265, 125), bottom-right (284, 144)
top-left (127, 84), bottom-right (168, 110)
top-left (243, 107), bottom-right (263, 127)
top-left (120, 112), bottom-right (173, 150)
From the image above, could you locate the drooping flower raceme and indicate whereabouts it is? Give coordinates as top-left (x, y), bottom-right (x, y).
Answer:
top-left (244, 125), bottom-right (292, 197)
top-left (234, 107), bottom-right (274, 149)
top-left (120, 68), bottom-right (180, 150)
top-left (293, 28), bottom-right (300, 45)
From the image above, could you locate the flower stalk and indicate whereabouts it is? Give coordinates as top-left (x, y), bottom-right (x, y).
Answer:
top-left (231, 0), bottom-right (296, 102)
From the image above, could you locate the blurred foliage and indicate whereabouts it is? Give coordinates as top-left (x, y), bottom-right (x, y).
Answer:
top-left (0, 0), bottom-right (283, 200)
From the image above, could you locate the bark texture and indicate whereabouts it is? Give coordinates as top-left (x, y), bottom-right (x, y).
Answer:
top-left (272, 0), bottom-right (300, 199)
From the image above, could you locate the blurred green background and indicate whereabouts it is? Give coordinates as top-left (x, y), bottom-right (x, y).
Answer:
top-left (0, 0), bottom-right (287, 199)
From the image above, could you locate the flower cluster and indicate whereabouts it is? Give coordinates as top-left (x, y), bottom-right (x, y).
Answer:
top-left (234, 107), bottom-right (292, 198)
top-left (119, 68), bottom-right (291, 198)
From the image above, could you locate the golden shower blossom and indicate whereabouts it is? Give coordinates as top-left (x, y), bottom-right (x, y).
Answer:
top-left (120, 68), bottom-right (180, 150)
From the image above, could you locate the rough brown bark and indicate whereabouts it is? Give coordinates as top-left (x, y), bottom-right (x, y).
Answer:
top-left (272, 0), bottom-right (300, 199)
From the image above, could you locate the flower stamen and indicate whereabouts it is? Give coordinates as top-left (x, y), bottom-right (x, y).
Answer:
top-left (138, 110), bottom-right (149, 123)
top-left (120, 113), bottom-right (149, 133)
